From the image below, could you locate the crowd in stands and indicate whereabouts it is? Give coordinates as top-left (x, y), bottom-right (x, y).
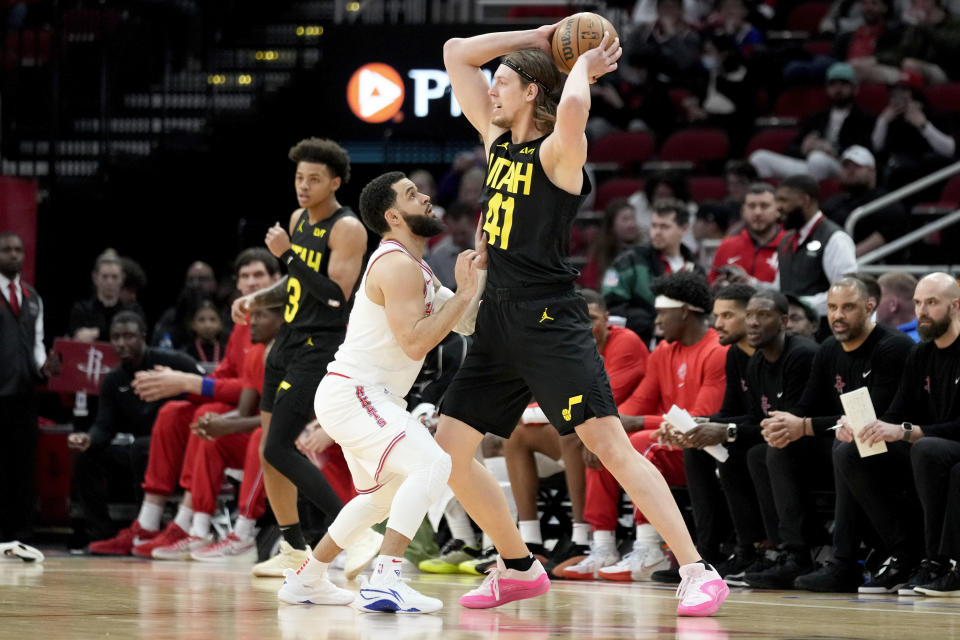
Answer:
top-left (2, 0), bottom-right (960, 601)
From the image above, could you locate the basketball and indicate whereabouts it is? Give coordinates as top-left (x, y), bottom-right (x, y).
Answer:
top-left (551, 13), bottom-right (619, 74)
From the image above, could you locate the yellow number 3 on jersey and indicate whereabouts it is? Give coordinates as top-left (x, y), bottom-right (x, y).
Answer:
top-left (483, 192), bottom-right (514, 250)
top-left (285, 277), bottom-right (302, 323)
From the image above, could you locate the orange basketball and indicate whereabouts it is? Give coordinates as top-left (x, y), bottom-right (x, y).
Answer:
top-left (551, 13), bottom-right (618, 74)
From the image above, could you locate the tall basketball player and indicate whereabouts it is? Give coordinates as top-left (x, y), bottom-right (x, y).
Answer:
top-left (439, 25), bottom-right (729, 615)
top-left (232, 138), bottom-right (368, 576)
top-left (278, 171), bottom-right (485, 613)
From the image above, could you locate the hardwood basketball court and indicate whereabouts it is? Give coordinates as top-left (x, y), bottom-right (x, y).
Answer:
top-left (2, 555), bottom-right (959, 639)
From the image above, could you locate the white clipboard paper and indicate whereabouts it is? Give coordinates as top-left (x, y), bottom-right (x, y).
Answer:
top-left (663, 405), bottom-right (729, 463)
top-left (840, 387), bottom-right (887, 457)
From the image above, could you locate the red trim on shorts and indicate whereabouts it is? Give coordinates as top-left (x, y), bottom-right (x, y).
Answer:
top-left (355, 483), bottom-right (384, 494)
top-left (326, 372), bottom-right (350, 379)
top-left (374, 431), bottom-right (406, 482)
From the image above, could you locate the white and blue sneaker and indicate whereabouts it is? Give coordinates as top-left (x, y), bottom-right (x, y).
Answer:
top-left (278, 568), bottom-right (355, 606)
top-left (356, 576), bottom-right (443, 614)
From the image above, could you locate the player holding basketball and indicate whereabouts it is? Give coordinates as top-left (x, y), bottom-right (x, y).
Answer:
top-left (232, 138), bottom-right (367, 576)
top-left (440, 23), bottom-right (729, 615)
top-left (278, 171), bottom-right (486, 613)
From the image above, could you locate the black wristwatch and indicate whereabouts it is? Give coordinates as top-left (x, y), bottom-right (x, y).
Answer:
top-left (726, 423), bottom-right (738, 443)
top-left (901, 422), bottom-right (913, 442)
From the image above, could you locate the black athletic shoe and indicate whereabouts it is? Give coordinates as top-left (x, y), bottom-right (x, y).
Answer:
top-left (897, 559), bottom-right (950, 596)
top-left (915, 568), bottom-right (960, 597)
top-left (725, 548), bottom-right (780, 587)
top-left (545, 540), bottom-right (591, 579)
top-left (794, 561), bottom-right (863, 593)
top-left (715, 548), bottom-right (757, 580)
top-left (650, 567), bottom-right (681, 584)
top-left (858, 556), bottom-right (915, 594)
top-left (743, 550), bottom-right (814, 590)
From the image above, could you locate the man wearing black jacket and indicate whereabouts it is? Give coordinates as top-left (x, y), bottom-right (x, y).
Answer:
top-left (68, 312), bottom-right (203, 542)
top-left (851, 273), bottom-right (960, 596)
top-left (738, 292), bottom-right (821, 589)
top-left (762, 277), bottom-right (915, 591)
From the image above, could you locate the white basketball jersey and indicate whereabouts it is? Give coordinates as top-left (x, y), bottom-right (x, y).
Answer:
top-left (327, 240), bottom-right (437, 398)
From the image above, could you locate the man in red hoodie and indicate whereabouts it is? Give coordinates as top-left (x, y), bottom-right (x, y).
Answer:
top-left (564, 272), bottom-right (727, 582)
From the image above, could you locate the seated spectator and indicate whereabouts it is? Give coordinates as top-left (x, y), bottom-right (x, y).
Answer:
top-left (877, 272), bottom-right (920, 340)
top-left (587, 48), bottom-right (678, 142)
top-left (762, 278), bottom-right (915, 592)
top-left (692, 202), bottom-right (731, 265)
top-left (67, 312), bottom-right (203, 544)
top-left (710, 183), bottom-right (785, 286)
top-left (69, 250), bottom-right (145, 343)
top-left (119, 256), bottom-right (147, 306)
top-left (871, 73), bottom-right (956, 189)
top-left (566, 273), bottom-right (727, 581)
top-left (660, 283), bottom-right (767, 583)
top-left (823, 146), bottom-right (909, 256)
top-left (604, 199), bottom-right (705, 342)
top-left (580, 199), bottom-right (642, 290)
top-left (502, 290), bottom-right (649, 576)
top-left (785, 0), bottom-right (902, 84)
top-left (425, 201), bottom-right (476, 290)
top-left (628, 171), bottom-right (694, 236)
top-left (84, 249), bottom-right (280, 555)
top-left (704, 0), bottom-right (765, 56)
top-left (721, 160), bottom-right (760, 232)
top-left (849, 273), bottom-right (960, 595)
top-left (151, 261), bottom-right (219, 348)
top-left (750, 63), bottom-right (875, 181)
top-left (775, 175), bottom-right (858, 317)
top-left (626, 0), bottom-right (703, 89)
top-left (436, 148), bottom-right (484, 208)
top-left (182, 295), bottom-right (226, 367)
top-left (853, 0), bottom-right (960, 85)
top-left (786, 293), bottom-right (821, 339)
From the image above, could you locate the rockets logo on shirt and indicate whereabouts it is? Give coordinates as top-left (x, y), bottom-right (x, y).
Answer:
top-left (760, 394), bottom-right (771, 416)
top-left (925, 376), bottom-right (932, 393)
top-left (677, 362), bottom-right (687, 388)
top-left (740, 378), bottom-right (748, 392)
top-left (834, 375), bottom-right (846, 394)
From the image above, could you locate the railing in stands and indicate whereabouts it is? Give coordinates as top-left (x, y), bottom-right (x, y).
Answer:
top-left (849, 160), bottom-right (960, 272)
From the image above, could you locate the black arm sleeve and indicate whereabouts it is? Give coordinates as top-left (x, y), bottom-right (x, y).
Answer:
top-left (281, 249), bottom-right (347, 307)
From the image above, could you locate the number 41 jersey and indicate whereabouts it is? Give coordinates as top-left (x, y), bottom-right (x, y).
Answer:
top-left (479, 131), bottom-right (591, 289)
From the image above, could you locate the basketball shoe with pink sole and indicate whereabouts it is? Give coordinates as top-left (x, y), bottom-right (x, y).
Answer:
top-left (676, 563), bottom-right (729, 617)
top-left (459, 557), bottom-right (551, 609)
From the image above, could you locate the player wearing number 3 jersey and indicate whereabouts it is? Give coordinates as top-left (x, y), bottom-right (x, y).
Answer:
top-left (439, 22), bottom-right (729, 615)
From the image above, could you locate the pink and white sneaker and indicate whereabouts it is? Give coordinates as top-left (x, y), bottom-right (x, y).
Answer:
top-left (676, 563), bottom-right (729, 617)
top-left (190, 533), bottom-right (256, 563)
top-left (459, 556), bottom-right (550, 609)
top-left (151, 534), bottom-right (213, 561)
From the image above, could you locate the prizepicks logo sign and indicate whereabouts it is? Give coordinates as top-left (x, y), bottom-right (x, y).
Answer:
top-left (346, 62), bottom-right (491, 124)
top-left (347, 63), bottom-right (405, 123)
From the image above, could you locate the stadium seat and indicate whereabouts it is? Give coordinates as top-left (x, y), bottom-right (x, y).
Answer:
top-left (588, 131), bottom-right (656, 174)
top-left (802, 40), bottom-right (833, 57)
top-left (745, 127), bottom-right (799, 157)
top-left (923, 83), bottom-right (960, 115)
top-left (785, 2), bottom-right (831, 33)
top-left (819, 178), bottom-right (841, 201)
top-left (773, 86), bottom-right (828, 119)
top-left (595, 178), bottom-right (644, 211)
top-left (659, 129), bottom-right (730, 172)
top-left (855, 83), bottom-right (890, 116)
top-left (689, 177), bottom-right (728, 203)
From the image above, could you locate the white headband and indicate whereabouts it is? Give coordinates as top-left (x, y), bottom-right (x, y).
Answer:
top-left (655, 295), bottom-right (705, 313)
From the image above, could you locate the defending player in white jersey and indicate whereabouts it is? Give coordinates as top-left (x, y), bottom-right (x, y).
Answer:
top-left (278, 171), bottom-right (487, 613)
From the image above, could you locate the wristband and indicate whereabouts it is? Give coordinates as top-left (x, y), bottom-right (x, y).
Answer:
top-left (201, 377), bottom-right (215, 398)
top-left (281, 248), bottom-right (296, 265)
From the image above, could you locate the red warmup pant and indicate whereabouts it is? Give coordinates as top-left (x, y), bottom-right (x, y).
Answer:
top-left (583, 430), bottom-right (686, 530)
top-left (141, 401), bottom-right (233, 496)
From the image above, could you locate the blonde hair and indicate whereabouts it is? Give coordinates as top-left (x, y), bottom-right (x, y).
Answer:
top-left (501, 49), bottom-right (562, 135)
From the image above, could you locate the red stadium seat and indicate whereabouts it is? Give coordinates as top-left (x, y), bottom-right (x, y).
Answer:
top-left (588, 131), bottom-right (656, 173)
top-left (689, 177), bottom-right (728, 203)
top-left (659, 129), bottom-right (730, 171)
top-left (924, 83), bottom-right (960, 115)
top-left (785, 2), bottom-right (831, 33)
top-left (745, 127), bottom-right (799, 157)
top-left (595, 178), bottom-right (644, 211)
top-left (855, 83), bottom-right (890, 116)
top-left (941, 174), bottom-right (960, 205)
top-left (819, 178), bottom-right (841, 201)
top-left (773, 86), bottom-right (828, 119)
top-left (802, 40), bottom-right (833, 57)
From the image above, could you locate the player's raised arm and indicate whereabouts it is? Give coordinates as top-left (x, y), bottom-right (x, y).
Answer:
top-left (541, 31), bottom-right (620, 190)
top-left (443, 25), bottom-right (556, 143)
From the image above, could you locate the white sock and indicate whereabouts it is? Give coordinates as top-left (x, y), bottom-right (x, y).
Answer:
top-left (482, 532), bottom-right (494, 551)
top-left (636, 523), bottom-right (662, 547)
top-left (572, 522), bottom-right (590, 546)
top-left (189, 512), bottom-right (212, 539)
top-left (298, 554), bottom-right (329, 580)
top-left (519, 520), bottom-right (542, 546)
top-left (444, 501), bottom-right (477, 547)
top-left (137, 502), bottom-right (163, 532)
top-left (593, 529), bottom-right (616, 549)
top-left (369, 554), bottom-right (404, 585)
top-left (234, 516), bottom-right (257, 541)
top-left (173, 504), bottom-right (194, 532)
